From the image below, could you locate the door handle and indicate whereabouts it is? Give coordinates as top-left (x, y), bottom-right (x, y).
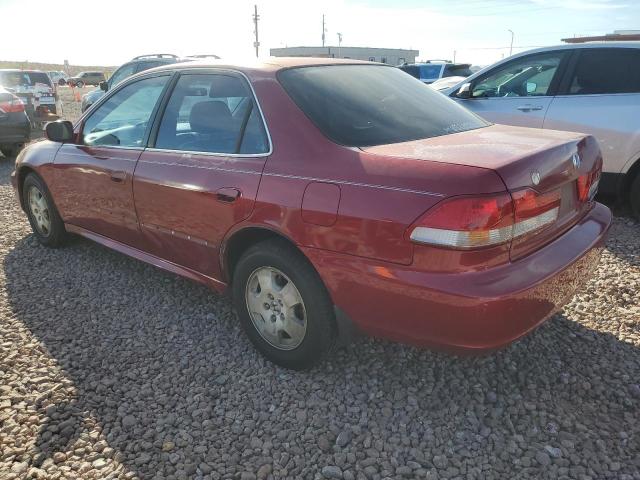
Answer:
top-left (216, 187), bottom-right (241, 203)
top-left (516, 105), bottom-right (543, 112)
top-left (110, 171), bottom-right (127, 183)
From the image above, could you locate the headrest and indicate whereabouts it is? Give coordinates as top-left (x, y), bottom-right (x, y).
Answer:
top-left (189, 101), bottom-right (232, 134)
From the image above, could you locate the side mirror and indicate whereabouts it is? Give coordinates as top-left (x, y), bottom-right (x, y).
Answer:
top-left (45, 120), bottom-right (74, 143)
top-left (99, 81), bottom-right (109, 92)
top-left (456, 82), bottom-right (472, 99)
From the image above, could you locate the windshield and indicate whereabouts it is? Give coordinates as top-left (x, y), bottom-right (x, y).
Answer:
top-left (278, 64), bottom-right (488, 147)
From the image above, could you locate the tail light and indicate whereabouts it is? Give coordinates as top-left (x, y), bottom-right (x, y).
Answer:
top-left (0, 97), bottom-right (26, 113)
top-left (577, 170), bottom-right (600, 202)
top-left (409, 189), bottom-right (560, 249)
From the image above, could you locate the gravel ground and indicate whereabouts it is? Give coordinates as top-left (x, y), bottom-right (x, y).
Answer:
top-left (0, 146), bottom-right (639, 478)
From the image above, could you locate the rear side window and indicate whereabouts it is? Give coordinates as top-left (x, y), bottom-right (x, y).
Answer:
top-left (399, 65), bottom-right (420, 79)
top-left (419, 64), bottom-right (443, 79)
top-left (155, 73), bottom-right (269, 154)
top-left (567, 48), bottom-right (640, 95)
top-left (278, 64), bottom-right (488, 147)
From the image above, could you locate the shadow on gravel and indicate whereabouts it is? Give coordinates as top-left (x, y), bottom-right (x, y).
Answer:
top-left (3, 234), bottom-right (640, 479)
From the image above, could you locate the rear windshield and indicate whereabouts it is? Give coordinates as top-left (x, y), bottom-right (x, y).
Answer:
top-left (0, 71), bottom-right (52, 87)
top-left (278, 65), bottom-right (488, 147)
top-left (444, 64), bottom-right (473, 78)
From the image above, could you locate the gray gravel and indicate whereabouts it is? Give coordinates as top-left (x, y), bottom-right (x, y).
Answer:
top-left (0, 154), bottom-right (639, 480)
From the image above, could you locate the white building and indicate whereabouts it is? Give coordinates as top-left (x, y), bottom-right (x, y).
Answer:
top-left (270, 46), bottom-right (419, 65)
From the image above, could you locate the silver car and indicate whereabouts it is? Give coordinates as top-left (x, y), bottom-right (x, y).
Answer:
top-left (441, 42), bottom-right (640, 217)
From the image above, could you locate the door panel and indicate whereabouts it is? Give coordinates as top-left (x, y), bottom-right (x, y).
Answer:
top-left (544, 48), bottom-right (640, 174)
top-left (132, 71), bottom-right (271, 279)
top-left (133, 150), bottom-right (265, 278)
top-left (455, 50), bottom-right (567, 128)
top-left (52, 74), bottom-right (171, 247)
top-left (52, 145), bottom-right (142, 246)
top-left (456, 96), bottom-right (552, 128)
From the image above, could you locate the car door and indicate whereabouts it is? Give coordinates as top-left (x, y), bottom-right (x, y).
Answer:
top-left (543, 47), bottom-right (640, 176)
top-left (454, 50), bottom-right (568, 128)
top-left (52, 74), bottom-right (171, 247)
top-left (133, 71), bottom-right (271, 279)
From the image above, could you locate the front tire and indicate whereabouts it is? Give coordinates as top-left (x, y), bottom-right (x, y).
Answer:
top-left (22, 173), bottom-right (67, 247)
top-left (232, 239), bottom-right (336, 370)
top-left (76, 81), bottom-right (84, 88)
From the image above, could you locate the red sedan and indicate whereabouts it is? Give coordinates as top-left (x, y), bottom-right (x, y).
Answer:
top-left (11, 58), bottom-right (611, 369)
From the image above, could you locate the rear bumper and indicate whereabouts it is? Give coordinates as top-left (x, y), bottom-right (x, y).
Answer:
top-left (303, 202), bottom-right (612, 352)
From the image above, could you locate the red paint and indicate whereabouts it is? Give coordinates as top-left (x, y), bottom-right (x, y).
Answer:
top-left (12, 58), bottom-right (612, 353)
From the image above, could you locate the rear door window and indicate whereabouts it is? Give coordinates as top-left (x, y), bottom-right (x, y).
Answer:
top-left (565, 48), bottom-right (640, 95)
top-left (154, 73), bottom-right (269, 154)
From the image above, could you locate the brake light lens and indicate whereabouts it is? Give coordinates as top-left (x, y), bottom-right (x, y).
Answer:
top-left (577, 170), bottom-right (600, 202)
top-left (0, 97), bottom-right (25, 113)
top-left (409, 189), bottom-right (560, 249)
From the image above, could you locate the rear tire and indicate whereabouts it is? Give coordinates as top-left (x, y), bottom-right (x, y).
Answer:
top-left (630, 174), bottom-right (640, 220)
top-left (22, 173), bottom-right (67, 247)
top-left (232, 238), bottom-right (336, 370)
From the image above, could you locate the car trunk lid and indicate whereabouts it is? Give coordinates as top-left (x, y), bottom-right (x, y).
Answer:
top-left (362, 124), bottom-right (602, 260)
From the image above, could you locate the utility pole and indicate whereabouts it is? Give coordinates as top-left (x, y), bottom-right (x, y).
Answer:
top-left (322, 14), bottom-right (326, 47)
top-left (508, 29), bottom-right (514, 57)
top-left (253, 5), bottom-right (260, 58)
top-left (337, 33), bottom-right (342, 58)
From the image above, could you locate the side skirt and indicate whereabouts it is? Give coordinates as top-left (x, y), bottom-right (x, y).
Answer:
top-left (64, 224), bottom-right (228, 294)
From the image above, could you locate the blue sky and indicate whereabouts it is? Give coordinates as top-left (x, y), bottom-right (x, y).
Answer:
top-left (0, 0), bottom-right (638, 66)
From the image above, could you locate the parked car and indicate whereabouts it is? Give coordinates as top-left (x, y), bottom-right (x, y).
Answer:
top-left (12, 59), bottom-right (610, 369)
top-left (48, 71), bottom-right (69, 86)
top-left (441, 42), bottom-right (640, 217)
top-left (0, 87), bottom-right (30, 158)
top-left (68, 71), bottom-right (105, 88)
top-left (399, 61), bottom-right (474, 84)
top-left (82, 54), bottom-right (181, 112)
top-left (0, 69), bottom-right (58, 121)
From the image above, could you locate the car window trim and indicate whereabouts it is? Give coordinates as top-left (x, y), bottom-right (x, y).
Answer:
top-left (467, 49), bottom-right (570, 99)
top-left (146, 67), bottom-right (273, 157)
top-left (79, 72), bottom-right (174, 150)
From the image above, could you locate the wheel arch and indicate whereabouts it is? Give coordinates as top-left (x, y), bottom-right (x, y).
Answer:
top-left (221, 226), bottom-right (303, 284)
top-left (16, 165), bottom-right (38, 210)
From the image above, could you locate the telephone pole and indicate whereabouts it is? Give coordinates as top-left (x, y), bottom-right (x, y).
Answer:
top-left (322, 14), bottom-right (326, 47)
top-left (253, 5), bottom-right (260, 58)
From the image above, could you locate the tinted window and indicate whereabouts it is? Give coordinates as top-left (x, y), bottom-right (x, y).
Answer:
top-left (83, 75), bottom-right (168, 147)
top-left (419, 65), bottom-right (443, 79)
top-left (472, 52), bottom-right (564, 98)
top-left (135, 61), bottom-right (169, 73)
top-left (443, 64), bottom-right (473, 78)
top-left (155, 73), bottom-right (268, 154)
top-left (0, 71), bottom-right (51, 87)
top-left (399, 65), bottom-right (420, 79)
top-left (278, 65), bottom-right (487, 147)
top-left (109, 64), bottom-right (136, 87)
top-left (568, 49), bottom-right (640, 95)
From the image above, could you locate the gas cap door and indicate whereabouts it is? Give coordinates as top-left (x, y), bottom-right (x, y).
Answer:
top-left (301, 182), bottom-right (341, 226)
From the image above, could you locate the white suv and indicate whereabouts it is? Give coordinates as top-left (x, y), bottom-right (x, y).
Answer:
top-left (442, 42), bottom-right (640, 216)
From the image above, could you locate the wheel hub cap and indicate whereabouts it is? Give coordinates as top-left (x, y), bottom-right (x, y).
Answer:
top-left (245, 267), bottom-right (307, 350)
top-left (28, 186), bottom-right (51, 236)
